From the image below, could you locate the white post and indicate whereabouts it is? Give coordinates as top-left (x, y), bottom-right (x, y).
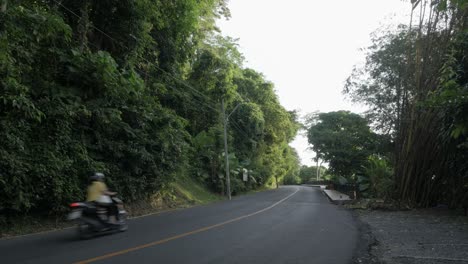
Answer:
top-left (316, 157), bottom-right (319, 181)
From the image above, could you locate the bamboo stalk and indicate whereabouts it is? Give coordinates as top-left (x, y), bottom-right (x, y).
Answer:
top-left (1, 0), bottom-right (6, 12)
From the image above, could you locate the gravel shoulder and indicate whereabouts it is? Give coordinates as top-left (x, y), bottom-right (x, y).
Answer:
top-left (354, 208), bottom-right (468, 264)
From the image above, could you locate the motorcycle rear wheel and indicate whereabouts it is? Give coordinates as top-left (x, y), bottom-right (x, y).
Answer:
top-left (78, 223), bottom-right (93, 239)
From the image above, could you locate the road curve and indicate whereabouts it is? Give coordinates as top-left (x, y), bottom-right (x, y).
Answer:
top-left (0, 186), bottom-right (358, 264)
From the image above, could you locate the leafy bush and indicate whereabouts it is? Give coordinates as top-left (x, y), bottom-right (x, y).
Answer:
top-left (283, 175), bottom-right (301, 185)
top-left (357, 155), bottom-right (393, 198)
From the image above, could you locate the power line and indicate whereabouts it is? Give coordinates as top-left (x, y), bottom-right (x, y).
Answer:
top-left (230, 120), bottom-right (258, 143)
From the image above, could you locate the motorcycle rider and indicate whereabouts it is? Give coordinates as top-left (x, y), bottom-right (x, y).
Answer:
top-left (86, 172), bottom-right (119, 225)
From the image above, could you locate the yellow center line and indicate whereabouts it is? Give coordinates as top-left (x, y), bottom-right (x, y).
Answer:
top-left (74, 188), bottom-right (299, 264)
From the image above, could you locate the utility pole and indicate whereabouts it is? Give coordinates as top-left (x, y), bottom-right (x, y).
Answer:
top-left (221, 99), bottom-right (245, 200)
top-left (221, 99), bottom-right (231, 200)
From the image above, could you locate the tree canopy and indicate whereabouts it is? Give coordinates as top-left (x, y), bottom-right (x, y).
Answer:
top-left (307, 111), bottom-right (382, 179)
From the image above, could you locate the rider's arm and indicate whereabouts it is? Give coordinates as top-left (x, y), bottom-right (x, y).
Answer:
top-left (95, 182), bottom-right (114, 196)
top-left (99, 182), bottom-right (117, 196)
top-left (104, 190), bottom-right (117, 196)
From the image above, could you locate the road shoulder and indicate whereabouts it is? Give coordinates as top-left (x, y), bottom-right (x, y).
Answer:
top-left (352, 208), bottom-right (468, 264)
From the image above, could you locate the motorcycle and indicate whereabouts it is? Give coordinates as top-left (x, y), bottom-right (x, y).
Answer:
top-left (67, 196), bottom-right (128, 239)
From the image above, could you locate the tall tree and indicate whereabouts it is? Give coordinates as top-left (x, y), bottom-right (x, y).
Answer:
top-left (307, 111), bottom-right (379, 179)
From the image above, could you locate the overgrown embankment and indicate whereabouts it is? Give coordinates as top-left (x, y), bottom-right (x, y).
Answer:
top-left (0, 0), bottom-right (300, 224)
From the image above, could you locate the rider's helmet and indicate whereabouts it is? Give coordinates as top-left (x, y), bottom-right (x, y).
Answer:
top-left (90, 172), bottom-right (105, 182)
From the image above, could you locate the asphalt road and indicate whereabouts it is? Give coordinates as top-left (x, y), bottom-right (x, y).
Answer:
top-left (0, 186), bottom-right (358, 264)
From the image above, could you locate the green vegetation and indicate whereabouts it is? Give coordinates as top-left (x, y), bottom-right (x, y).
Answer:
top-left (282, 165), bottom-right (330, 185)
top-left (306, 111), bottom-right (389, 180)
top-left (298, 165), bottom-right (328, 183)
top-left (304, 1), bottom-right (468, 206)
top-left (304, 111), bottom-right (392, 198)
top-left (357, 156), bottom-right (393, 199)
top-left (342, 1), bottom-right (468, 206)
top-left (0, 0), bottom-right (299, 220)
top-left (171, 173), bottom-right (222, 205)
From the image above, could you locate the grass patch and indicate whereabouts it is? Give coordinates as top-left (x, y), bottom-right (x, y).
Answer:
top-left (170, 174), bottom-right (223, 204)
top-left (237, 185), bottom-right (275, 196)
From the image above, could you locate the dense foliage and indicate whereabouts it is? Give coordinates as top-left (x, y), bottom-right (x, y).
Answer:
top-left (306, 111), bottom-right (387, 180)
top-left (357, 155), bottom-right (393, 199)
top-left (0, 0), bottom-right (299, 216)
top-left (299, 165), bottom-right (328, 183)
top-left (345, 0), bottom-right (468, 207)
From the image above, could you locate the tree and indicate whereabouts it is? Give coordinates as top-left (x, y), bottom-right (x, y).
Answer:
top-left (299, 165), bottom-right (327, 183)
top-left (344, 27), bottom-right (416, 137)
top-left (307, 111), bottom-right (378, 179)
top-left (281, 148), bottom-right (301, 185)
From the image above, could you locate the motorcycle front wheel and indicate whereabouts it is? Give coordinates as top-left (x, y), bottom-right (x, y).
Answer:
top-left (118, 213), bottom-right (128, 232)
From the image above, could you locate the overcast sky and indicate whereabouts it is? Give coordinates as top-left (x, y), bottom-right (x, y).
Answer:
top-left (217, 0), bottom-right (412, 166)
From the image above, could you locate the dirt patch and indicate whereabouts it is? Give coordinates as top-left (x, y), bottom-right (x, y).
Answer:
top-left (354, 208), bottom-right (468, 264)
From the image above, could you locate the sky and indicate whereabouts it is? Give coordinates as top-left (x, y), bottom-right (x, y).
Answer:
top-left (217, 0), bottom-right (412, 166)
